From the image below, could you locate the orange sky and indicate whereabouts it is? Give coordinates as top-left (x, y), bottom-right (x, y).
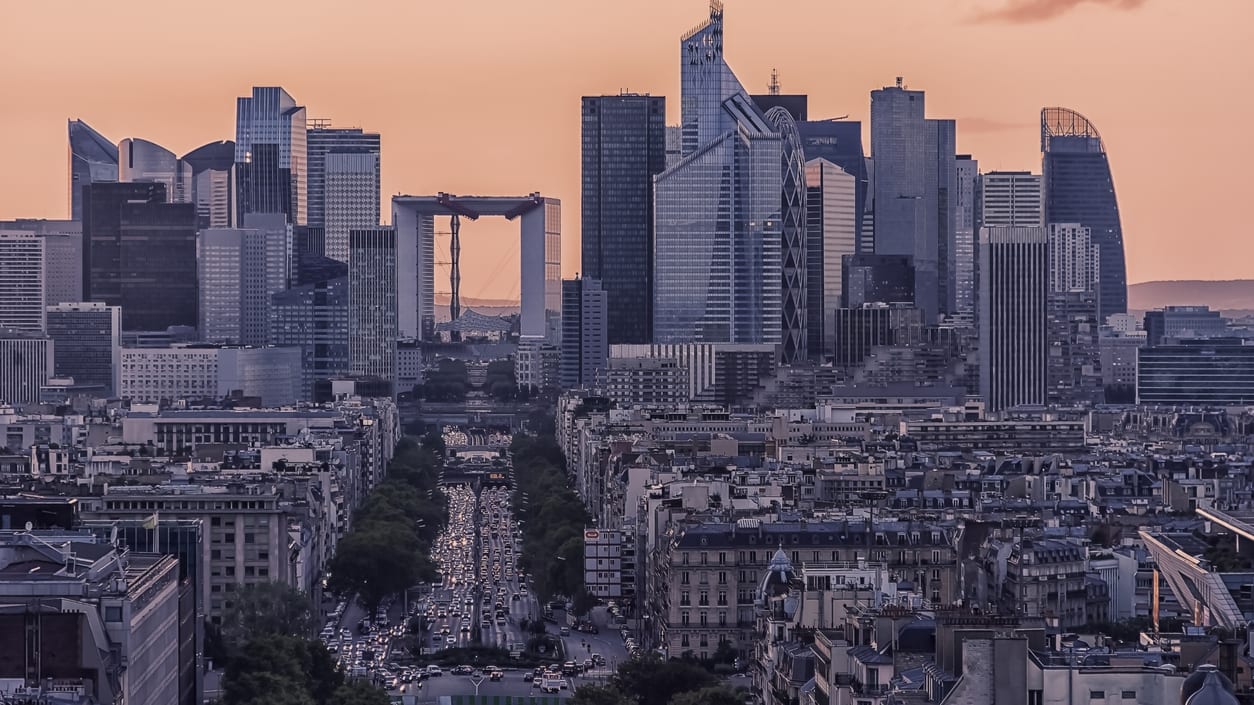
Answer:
top-left (1, 0), bottom-right (1250, 298)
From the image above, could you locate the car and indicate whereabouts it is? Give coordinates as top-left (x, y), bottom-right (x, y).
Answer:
top-left (523, 673), bottom-right (534, 682)
top-left (540, 678), bottom-right (562, 693)
top-left (559, 627), bottom-right (570, 636)
top-left (559, 679), bottom-right (570, 690)
top-left (451, 665), bottom-right (473, 675)
top-left (488, 669), bottom-right (503, 681)
top-left (425, 665), bottom-right (443, 677)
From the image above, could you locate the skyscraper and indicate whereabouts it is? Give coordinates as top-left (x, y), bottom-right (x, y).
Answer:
top-left (980, 171), bottom-right (1042, 227)
top-left (979, 226), bottom-right (1048, 411)
top-left (197, 216), bottom-right (292, 346)
top-left (804, 158), bottom-right (857, 360)
top-left (1042, 107), bottom-right (1127, 320)
top-left (348, 228), bottom-right (397, 382)
top-left (0, 232), bottom-right (46, 331)
top-left (763, 106), bottom-right (808, 363)
top-left (580, 94), bottom-right (666, 344)
top-left (83, 182), bottom-right (198, 332)
top-left (307, 125), bottom-right (381, 262)
top-left (953, 155), bottom-right (979, 319)
top-left (0, 219), bottom-right (82, 306)
top-left (559, 277), bottom-right (608, 389)
top-left (180, 141), bottom-right (236, 229)
top-left (235, 87), bottom-right (307, 225)
top-left (654, 2), bottom-right (782, 347)
top-left (46, 302), bottom-right (120, 396)
top-left (796, 120), bottom-right (869, 253)
top-left (869, 79), bottom-right (955, 322)
top-left (1048, 223), bottom-right (1100, 295)
top-left (0, 329), bottom-right (53, 406)
top-left (68, 119), bottom-right (118, 222)
top-left (118, 138), bottom-right (188, 203)
top-left (269, 276), bottom-right (349, 399)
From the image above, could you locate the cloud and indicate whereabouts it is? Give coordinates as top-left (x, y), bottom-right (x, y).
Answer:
top-left (971, 0), bottom-right (1147, 23)
top-left (958, 117), bottom-right (1028, 133)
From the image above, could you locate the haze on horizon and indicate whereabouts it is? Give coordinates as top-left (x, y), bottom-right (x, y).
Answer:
top-left (1, 0), bottom-right (1249, 297)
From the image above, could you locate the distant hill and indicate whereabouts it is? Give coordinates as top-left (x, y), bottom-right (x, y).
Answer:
top-left (1128, 280), bottom-right (1254, 314)
top-left (434, 294), bottom-right (519, 308)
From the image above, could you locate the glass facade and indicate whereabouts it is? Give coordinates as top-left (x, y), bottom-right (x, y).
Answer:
top-left (68, 119), bottom-right (118, 222)
top-left (655, 2), bottom-right (782, 346)
top-left (979, 226), bottom-right (1049, 411)
top-left (348, 228), bottom-right (397, 380)
top-left (796, 120), bottom-right (869, 254)
top-left (580, 94), bottom-right (666, 344)
top-left (1042, 107), bottom-right (1127, 320)
top-left (269, 276), bottom-right (349, 399)
top-left (307, 127), bottom-right (381, 262)
top-left (953, 156), bottom-right (978, 319)
top-left (83, 182), bottom-right (198, 331)
top-left (235, 87), bottom-right (307, 225)
top-left (764, 107), bottom-right (807, 363)
top-left (804, 159), bottom-right (857, 360)
top-left (1137, 340), bottom-right (1254, 406)
top-left (46, 303), bottom-right (119, 395)
top-left (181, 141), bottom-right (236, 229)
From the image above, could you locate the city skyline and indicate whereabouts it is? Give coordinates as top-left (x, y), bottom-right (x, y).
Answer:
top-left (1, 0), bottom-right (1250, 297)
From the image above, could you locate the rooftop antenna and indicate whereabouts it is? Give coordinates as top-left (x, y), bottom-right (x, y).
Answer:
top-left (895, 76), bottom-right (904, 89)
top-left (768, 69), bottom-right (781, 96)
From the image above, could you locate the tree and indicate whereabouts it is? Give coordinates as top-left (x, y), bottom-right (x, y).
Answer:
top-left (571, 590), bottom-right (598, 617)
top-left (221, 635), bottom-right (342, 705)
top-left (611, 655), bottom-right (716, 705)
top-left (328, 681), bottom-right (391, 705)
top-left (670, 687), bottom-right (746, 705)
top-left (220, 582), bottom-right (316, 649)
top-left (568, 683), bottom-right (634, 705)
top-left (326, 525), bottom-right (424, 612)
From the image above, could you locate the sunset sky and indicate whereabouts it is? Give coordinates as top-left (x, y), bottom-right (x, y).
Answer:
top-left (1, 0), bottom-right (1250, 299)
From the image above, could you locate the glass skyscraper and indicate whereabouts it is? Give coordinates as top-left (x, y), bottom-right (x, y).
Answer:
top-left (235, 87), bottom-right (307, 225)
top-left (804, 158), bottom-right (857, 360)
top-left (68, 119), bottom-right (118, 222)
top-left (654, 1), bottom-right (782, 347)
top-left (348, 227), bottom-right (398, 382)
top-left (1042, 107), bottom-right (1127, 321)
top-left (764, 106), bottom-right (808, 363)
top-left (580, 94), bottom-right (666, 345)
top-left (307, 125), bottom-right (381, 263)
top-left (796, 119), bottom-right (869, 254)
top-left (180, 141), bottom-right (236, 229)
top-left (979, 226), bottom-right (1049, 411)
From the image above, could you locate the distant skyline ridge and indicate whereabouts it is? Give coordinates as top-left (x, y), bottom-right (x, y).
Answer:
top-left (1128, 280), bottom-right (1254, 313)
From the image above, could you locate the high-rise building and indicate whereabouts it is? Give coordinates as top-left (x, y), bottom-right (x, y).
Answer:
top-left (1047, 289), bottom-right (1103, 406)
top-left (797, 120), bottom-right (870, 254)
top-left (0, 219), bottom-right (83, 306)
top-left (1047, 223), bottom-right (1100, 295)
top-left (68, 119), bottom-right (118, 221)
top-left (664, 126), bottom-right (682, 169)
top-left (82, 182), bottom-right (198, 332)
top-left (869, 79), bottom-right (955, 322)
top-left (1143, 306), bottom-right (1228, 347)
top-left (235, 87), bottom-right (307, 225)
top-left (118, 137), bottom-right (188, 202)
top-left (842, 254), bottom-right (915, 308)
top-left (46, 302), bottom-right (120, 396)
top-left (197, 215), bottom-right (291, 345)
top-left (804, 159), bottom-right (857, 360)
top-left (269, 276), bottom-right (349, 398)
top-left (0, 232), bottom-right (46, 331)
top-left (654, 2), bottom-right (782, 346)
top-left (979, 226), bottom-right (1048, 411)
top-left (763, 106), bottom-right (808, 363)
top-left (559, 277), bottom-right (608, 389)
top-left (0, 329), bottom-right (53, 406)
top-left (953, 155), bottom-right (979, 319)
top-left (307, 125), bottom-right (381, 262)
top-left (348, 228), bottom-right (397, 382)
top-left (1042, 107), bottom-right (1127, 320)
top-left (580, 94), bottom-right (666, 345)
top-left (832, 303), bottom-right (923, 369)
top-left (180, 141), bottom-right (236, 228)
top-left (980, 171), bottom-right (1042, 227)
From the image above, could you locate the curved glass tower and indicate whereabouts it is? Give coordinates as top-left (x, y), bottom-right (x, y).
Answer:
top-left (68, 119), bottom-right (118, 221)
top-left (764, 106), bottom-right (807, 363)
top-left (1041, 107), bottom-right (1126, 320)
top-left (119, 138), bottom-right (184, 202)
top-left (182, 141), bottom-right (237, 228)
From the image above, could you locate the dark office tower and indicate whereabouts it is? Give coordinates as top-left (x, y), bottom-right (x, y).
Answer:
top-left (751, 93), bottom-right (808, 121)
top-left (842, 254), bottom-right (915, 308)
top-left (559, 277), bottom-right (608, 389)
top-left (764, 106), bottom-right (808, 364)
top-left (797, 120), bottom-right (869, 254)
top-left (235, 87), bottom-right (307, 225)
top-left (83, 182), bottom-right (198, 331)
top-left (1041, 107), bottom-right (1127, 320)
top-left (270, 276), bottom-right (349, 399)
top-left (1047, 289), bottom-right (1103, 406)
top-left (307, 124), bottom-right (381, 263)
top-left (348, 228), bottom-right (397, 382)
top-left (46, 302), bottom-right (120, 396)
top-left (180, 141), bottom-right (236, 229)
top-left (832, 303), bottom-right (922, 369)
top-left (580, 94), bottom-right (666, 344)
top-left (68, 119), bottom-right (118, 221)
top-left (979, 226), bottom-right (1048, 411)
top-left (953, 155), bottom-right (979, 320)
top-left (928, 119), bottom-right (957, 317)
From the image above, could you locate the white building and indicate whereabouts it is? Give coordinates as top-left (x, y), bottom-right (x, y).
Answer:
top-left (119, 346), bottom-right (301, 406)
top-left (980, 171), bottom-right (1042, 227)
top-left (0, 232), bottom-right (46, 331)
top-left (804, 158), bottom-right (857, 359)
top-left (1048, 222), bottom-right (1100, 294)
top-left (198, 216), bottom-right (292, 345)
top-left (583, 527), bottom-right (625, 599)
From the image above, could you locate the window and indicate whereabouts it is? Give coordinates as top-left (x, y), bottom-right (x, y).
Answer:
top-left (244, 533), bottom-right (256, 544)
top-left (224, 533), bottom-right (235, 543)
top-left (680, 592), bottom-right (690, 606)
top-left (1089, 692), bottom-right (1104, 700)
top-left (718, 571), bottom-right (727, 584)
top-left (105, 606), bottom-right (123, 622)
top-left (1121, 692), bottom-right (1136, 700)
top-left (681, 572), bottom-right (690, 585)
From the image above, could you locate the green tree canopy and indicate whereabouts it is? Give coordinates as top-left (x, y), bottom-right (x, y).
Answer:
top-left (568, 683), bottom-right (635, 705)
top-left (219, 581), bottom-right (316, 649)
top-left (670, 686), bottom-right (746, 705)
top-left (328, 680), bottom-right (391, 705)
top-left (611, 655), bottom-right (716, 705)
top-left (221, 635), bottom-right (343, 705)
